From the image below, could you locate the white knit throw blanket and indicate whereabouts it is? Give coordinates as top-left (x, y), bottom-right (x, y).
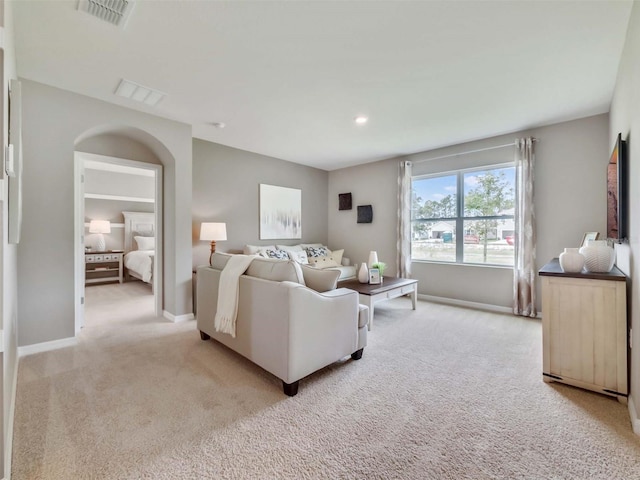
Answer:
top-left (214, 255), bottom-right (255, 338)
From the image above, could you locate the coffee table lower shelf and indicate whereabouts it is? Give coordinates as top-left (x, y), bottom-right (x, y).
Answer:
top-left (338, 277), bottom-right (418, 330)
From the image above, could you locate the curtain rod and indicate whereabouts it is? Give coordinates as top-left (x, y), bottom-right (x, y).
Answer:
top-left (412, 137), bottom-right (538, 164)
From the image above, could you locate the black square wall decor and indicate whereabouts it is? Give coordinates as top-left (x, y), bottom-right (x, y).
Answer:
top-left (338, 193), bottom-right (352, 211)
top-left (357, 205), bottom-right (373, 224)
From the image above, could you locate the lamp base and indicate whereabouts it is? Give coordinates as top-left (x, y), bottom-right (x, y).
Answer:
top-left (209, 240), bottom-right (217, 266)
top-left (96, 234), bottom-right (106, 252)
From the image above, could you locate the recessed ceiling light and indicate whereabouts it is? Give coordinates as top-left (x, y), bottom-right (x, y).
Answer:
top-left (354, 115), bottom-right (368, 125)
top-left (211, 122), bottom-right (226, 129)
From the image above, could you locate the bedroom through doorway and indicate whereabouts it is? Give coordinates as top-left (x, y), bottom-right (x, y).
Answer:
top-left (74, 152), bottom-right (163, 333)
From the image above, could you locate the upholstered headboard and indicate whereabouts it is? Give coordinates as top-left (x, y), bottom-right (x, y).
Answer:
top-left (122, 211), bottom-right (155, 253)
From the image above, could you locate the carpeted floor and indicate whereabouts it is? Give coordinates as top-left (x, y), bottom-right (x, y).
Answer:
top-left (11, 283), bottom-right (640, 479)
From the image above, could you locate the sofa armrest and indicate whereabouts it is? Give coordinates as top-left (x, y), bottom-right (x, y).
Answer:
top-left (358, 304), bottom-right (369, 329)
top-left (284, 282), bottom-right (361, 382)
top-left (316, 287), bottom-right (358, 299)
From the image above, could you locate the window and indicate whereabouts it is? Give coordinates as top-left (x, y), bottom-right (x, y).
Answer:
top-left (411, 165), bottom-right (515, 266)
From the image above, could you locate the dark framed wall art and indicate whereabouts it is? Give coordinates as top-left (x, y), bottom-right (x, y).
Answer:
top-left (357, 205), bottom-right (373, 224)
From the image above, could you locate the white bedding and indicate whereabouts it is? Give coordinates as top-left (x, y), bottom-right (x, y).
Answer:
top-left (125, 250), bottom-right (154, 283)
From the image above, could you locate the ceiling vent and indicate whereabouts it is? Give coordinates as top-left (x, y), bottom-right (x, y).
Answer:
top-left (77, 0), bottom-right (135, 28)
top-left (115, 79), bottom-right (166, 107)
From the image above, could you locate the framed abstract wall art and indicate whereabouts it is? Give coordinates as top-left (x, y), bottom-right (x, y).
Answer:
top-left (259, 184), bottom-right (302, 240)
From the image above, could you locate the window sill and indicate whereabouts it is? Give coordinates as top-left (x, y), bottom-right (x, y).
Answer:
top-left (411, 259), bottom-right (514, 270)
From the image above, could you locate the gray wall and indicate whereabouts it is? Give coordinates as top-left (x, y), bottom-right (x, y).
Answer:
top-left (1, 1), bottom-right (18, 475)
top-left (84, 169), bottom-right (155, 199)
top-left (19, 80), bottom-right (193, 346)
top-left (609, 1), bottom-right (640, 430)
top-left (327, 159), bottom-right (399, 272)
top-left (192, 139), bottom-right (329, 268)
top-left (329, 113), bottom-right (609, 311)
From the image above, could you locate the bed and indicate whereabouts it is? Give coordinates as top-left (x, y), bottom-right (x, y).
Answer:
top-left (122, 211), bottom-right (155, 287)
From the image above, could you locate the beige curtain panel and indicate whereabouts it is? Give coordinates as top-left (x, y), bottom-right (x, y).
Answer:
top-left (397, 160), bottom-right (412, 278)
top-left (513, 137), bottom-right (537, 317)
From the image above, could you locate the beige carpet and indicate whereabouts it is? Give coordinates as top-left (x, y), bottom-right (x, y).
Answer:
top-left (12, 284), bottom-right (640, 479)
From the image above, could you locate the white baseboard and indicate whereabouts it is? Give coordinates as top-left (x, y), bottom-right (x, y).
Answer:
top-left (629, 395), bottom-right (640, 436)
top-left (4, 350), bottom-right (18, 480)
top-left (418, 294), bottom-right (516, 315)
top-left (18, 336), bottom-right (78, 357)
top-left (162, 311), bottom-right (194, 323)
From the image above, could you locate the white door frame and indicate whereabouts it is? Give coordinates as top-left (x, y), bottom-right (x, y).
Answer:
top-left (74, 152), bottom-right (163, 334)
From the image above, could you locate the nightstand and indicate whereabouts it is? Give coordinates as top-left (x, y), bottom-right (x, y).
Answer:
top-left (85, 251), bottom-right (124, 285)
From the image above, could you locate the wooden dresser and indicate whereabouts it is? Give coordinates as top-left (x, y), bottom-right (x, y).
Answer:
top-left (539, 258), bottom-right (628, 403)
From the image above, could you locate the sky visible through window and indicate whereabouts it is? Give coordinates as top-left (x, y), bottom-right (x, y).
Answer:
top-left (413, 167), bottom-right (515, 212)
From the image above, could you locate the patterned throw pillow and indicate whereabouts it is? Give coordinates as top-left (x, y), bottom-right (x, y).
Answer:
top-left (265, 249), bottom-right (289, 260)
top-left (304, 246), bottom-right (330, 258)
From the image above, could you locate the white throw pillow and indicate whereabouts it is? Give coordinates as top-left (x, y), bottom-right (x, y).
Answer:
top-left (134, 236), bottom-right (155, 250)
top-left (286, 250), bottom-right (309, 264)
top-left (307, 249), bottom-right (344, 269)
top-left (301, 265), bottom-right (340, 292)
top-left (277, 244), bottom-right (309, 264)
top-left (307, 256), bottom-right (340, 269)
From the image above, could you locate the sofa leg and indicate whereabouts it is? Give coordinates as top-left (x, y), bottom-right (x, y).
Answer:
top-left (283, 380), bottom-right (299, 397)
top-left (351, 348), bottom-right (364, 360)
top-left (199, 331), bottom-right (210, 341)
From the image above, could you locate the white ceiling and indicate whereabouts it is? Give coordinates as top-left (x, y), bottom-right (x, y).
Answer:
top-left (11, 1), bottom-right (634, 171)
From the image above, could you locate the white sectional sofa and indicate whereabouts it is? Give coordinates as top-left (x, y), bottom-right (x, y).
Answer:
top-left (197, 253), bottom-right (369, 396)
top-left (243, 243), bottom-right (357, 281)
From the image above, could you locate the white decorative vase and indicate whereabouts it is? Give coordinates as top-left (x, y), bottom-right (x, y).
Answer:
top-left (368, 251), bottom-right (379, 268)
top-left (559, 248), bottom-right (584, 273)
top-left (579, 240), bottom-right (615, 273)
top-left (358, 263), bottom-right (369, 283)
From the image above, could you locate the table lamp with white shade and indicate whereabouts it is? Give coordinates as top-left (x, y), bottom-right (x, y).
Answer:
top-left (200, 222), bottom-right (227, 265)
top-left (89, 220), bottom-right (111, 252)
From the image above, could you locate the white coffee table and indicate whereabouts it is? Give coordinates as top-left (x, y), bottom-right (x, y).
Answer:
top-left (338, 277), bottom-right (418, 330)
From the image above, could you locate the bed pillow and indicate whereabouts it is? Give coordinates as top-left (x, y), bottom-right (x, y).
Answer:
top-left (134, 236), bottom-right (155, 250)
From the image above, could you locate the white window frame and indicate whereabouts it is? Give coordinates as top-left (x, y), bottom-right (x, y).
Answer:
top-left (411, 162), bottom-right (516, 267)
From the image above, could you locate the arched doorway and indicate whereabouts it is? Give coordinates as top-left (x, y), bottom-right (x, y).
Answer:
top-left (73, 126), bottom-right (169, 334)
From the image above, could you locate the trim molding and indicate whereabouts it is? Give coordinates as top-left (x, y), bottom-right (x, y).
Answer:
top-left (5, 350), bottom-right (18, 480)
top-left (629, 395), bottom-right (640, 436)
top-left (84, 193), bottom-right (154, 203)
top-left (18, 337), bottom-right (78, 357)
top-left (418, 294), bottom-right (515, 315)
top-left (163, 311), bottom-right (194, 323)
